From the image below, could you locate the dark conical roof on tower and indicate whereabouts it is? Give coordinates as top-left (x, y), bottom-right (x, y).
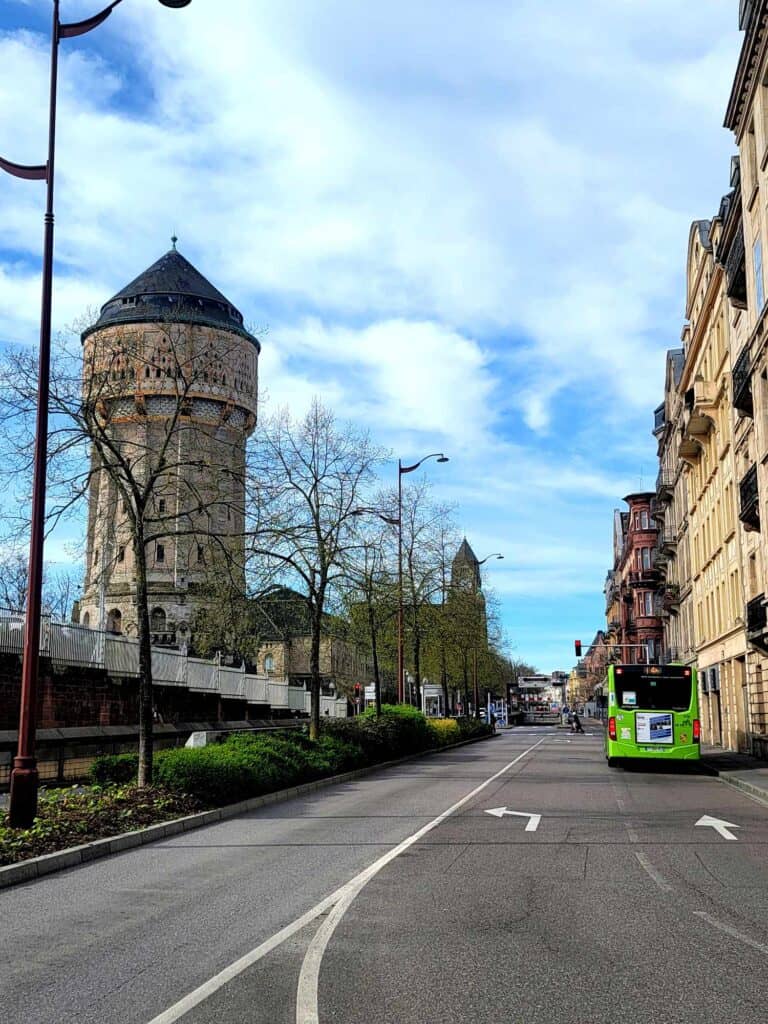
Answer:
top-left (82, 244), bottom-right (259, 349)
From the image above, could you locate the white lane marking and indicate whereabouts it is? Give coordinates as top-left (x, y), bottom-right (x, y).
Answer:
top-left (694, 911), bottom-right (768, 955)
top-left (295, 737), bottom-right (548, 1024)
top-left (695, 815), bottom-right (740, 841)
top-left (484, 808), bottom-right (541, 831)
top-left (635, 851), bottom-right (672, 892)
top-left (146, 738), bottom-right (548, 1024)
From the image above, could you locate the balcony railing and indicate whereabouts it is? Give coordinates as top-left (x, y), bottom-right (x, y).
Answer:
top-left (653, 403), bottom-right (666, 434)
top-left (739, 463), bottom-right (760, 532)
top-left (627, 568), bottom-right (660, 587)
top-left (747, 594), bottom-right (768, 651)
top-left (655, 469), bottom-right (674, 502)
top-left (662, 583), bottom-right (681, 610)
top-left (724, 224), bottom-right (748, 309)
top-left (732, 345), bottom-right (754, 417)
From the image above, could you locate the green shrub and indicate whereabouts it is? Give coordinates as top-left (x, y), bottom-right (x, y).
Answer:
top-left (154, 729), bottom-right (367, 804)
top-left (89, 753), bottom-right (139, 786)
top-left (427, 718), bottom-right (461, 746)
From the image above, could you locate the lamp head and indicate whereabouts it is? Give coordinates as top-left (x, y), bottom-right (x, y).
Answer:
top-left (436, 455), bottom-right (449, 463)
top-left (158, 1), bottom-right (192, 8)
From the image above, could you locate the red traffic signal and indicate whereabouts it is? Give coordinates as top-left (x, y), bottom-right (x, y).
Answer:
top-left (574, 640), bottom-right (582, 657)
top-left (354, 683), bottom-right (361, 697)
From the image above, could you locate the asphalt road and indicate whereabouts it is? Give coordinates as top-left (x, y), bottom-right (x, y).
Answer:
top-left (3, 727), bottom-right (768, 1024)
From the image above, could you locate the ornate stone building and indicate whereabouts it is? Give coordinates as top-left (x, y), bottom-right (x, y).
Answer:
top-left (677, 213), bottom-right (747, 749)
top-left (724, 0), bottom-right (768, 751)
top-left (652, 348), bottom-right (693, 668)
top-left (77, 244), bottom-right (259, 645)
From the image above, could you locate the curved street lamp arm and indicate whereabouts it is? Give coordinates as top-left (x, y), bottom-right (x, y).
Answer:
top-left (478, 553), bottom-right (504, 565)
top-left (59, 1), bottom-right (124, 39)
top-left (0, 156), bottom-right (47, 181)
top-left (399, 452), bottom-right (449, 475)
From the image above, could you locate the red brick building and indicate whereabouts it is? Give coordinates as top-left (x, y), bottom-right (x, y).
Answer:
top-left (612, 493), bottom-right (664, 664)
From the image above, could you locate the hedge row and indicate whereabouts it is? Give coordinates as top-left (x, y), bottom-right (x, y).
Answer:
top-left (89, 706), bottom-right (492, 806)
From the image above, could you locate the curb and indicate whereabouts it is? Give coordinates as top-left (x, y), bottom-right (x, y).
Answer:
top-left (711, 771), bottom-right (768, 808)
top-left (0, 732), bottom-right (492, 891)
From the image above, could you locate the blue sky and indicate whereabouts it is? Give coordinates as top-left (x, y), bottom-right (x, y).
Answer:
top-left (0, 0), bottom-right (744, 672)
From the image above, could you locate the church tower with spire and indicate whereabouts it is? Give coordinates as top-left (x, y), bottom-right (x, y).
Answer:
top-left (451, 537), bottom-right (482, 593)
top-left (77, 243), bottom-right (259, 646)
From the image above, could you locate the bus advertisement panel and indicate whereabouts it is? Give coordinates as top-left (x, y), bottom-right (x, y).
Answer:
top-left (604, 663), bottom-right (700, 765)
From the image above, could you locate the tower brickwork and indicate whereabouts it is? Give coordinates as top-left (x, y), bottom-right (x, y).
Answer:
top-left (78, 246), bottom-right (259, 646)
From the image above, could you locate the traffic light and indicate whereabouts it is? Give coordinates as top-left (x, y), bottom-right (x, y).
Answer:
top-left (354, 683), bottom-right (361, 698)
top-left (574, 640), bottom-right (582, 657)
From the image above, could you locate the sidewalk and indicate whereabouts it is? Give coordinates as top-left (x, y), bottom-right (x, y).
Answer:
top-left (701, 744), bottom-right (768, 804)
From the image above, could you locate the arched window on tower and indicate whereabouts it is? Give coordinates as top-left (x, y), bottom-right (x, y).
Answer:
top-left (264, 654), bottom-right (275, 674)
top-left (107, 609), bottom-right (122, 634)
top-left (151, 608), bottom-right (166, 633)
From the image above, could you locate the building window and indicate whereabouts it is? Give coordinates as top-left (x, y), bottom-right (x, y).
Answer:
top-left (93, 547), bottom-right (99, 566)
top-left (754, 237), bottom-right (765, 311)
top-left (151, 607), bottom-right (166, 632)
top-left (196, 544), bottom-right (204, 564)
top-left (640, 510), bottom-right (649, 529)
top-left (642, 547), bottom-right (651, 570)
top-left (107, 608), bottom-right (122, 634)
top-left (158, 499), bottom-right (166, 515)
top-left (82, 611), bottom-right (90, 627)
top-left (117, 546), bottom-right (125, 563)
top-left (264, 654), bottom-right (274, 673)
top-left (156, 543), bottom-right (165, 564)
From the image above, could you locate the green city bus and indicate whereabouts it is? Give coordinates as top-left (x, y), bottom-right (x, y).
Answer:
top-left (604, 663), bottom-right (700, 766)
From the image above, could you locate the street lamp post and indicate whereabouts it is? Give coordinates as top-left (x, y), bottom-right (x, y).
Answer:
top-left (472, 553), bottom-right (503, 718)
top-left (1, 0), bottom-right (191, 829)
top-left (397, 453), bottom-right (449, 703)
top-left (350, 507), bottom-right (400, 717)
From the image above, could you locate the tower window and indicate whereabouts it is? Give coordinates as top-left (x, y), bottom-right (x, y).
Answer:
top-left (158, 499), bottom-right (166, 515)
top-left (118, 546), bottom-right (125, 563)
top-left (197, 544), bottom-right (204, 564)
top-left (93, 547), bottom-right (99, 566)
top-left (156, 543), bottom-right (165, 564)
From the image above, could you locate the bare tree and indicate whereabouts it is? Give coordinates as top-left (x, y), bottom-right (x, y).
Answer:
top-left (0, 316), bottom-right (254, 784)
top-left (342, 514), bottom-right (399, 715)
top-left (246, 399), bottom-right (386, 738)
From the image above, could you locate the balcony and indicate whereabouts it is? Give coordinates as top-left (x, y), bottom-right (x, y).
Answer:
top-left (747, 594), bottom-right (768, 652)
top-left (686, 380), bottom-right (717, 433)
top-left (739, 463), bottom-right (760, 532)
top-left (732, 345), bottom-right (754, 418)
top-left (724, 223), bottom-right (748, 310)
top-left (660, 526), bottom-right (677, 553)
top-left (662, 584), bottom-right (681, 612)
top-left (653, 403), bottom-right (666, 436)
top-left (663, 646), bottom-right (680, 664)
top-left (627, 568), bottom-right (660, 588)
top-left (655, 469), bottom-right (674, 504)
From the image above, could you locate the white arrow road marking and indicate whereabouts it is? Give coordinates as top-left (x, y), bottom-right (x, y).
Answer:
top-left (695, 814), bottom-right (741, 840)
top-left (484, 808), bottom-right (542, 831)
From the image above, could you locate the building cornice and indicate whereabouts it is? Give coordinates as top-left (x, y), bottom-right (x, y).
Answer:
top-left (725, 4), bottom-right (768, 140)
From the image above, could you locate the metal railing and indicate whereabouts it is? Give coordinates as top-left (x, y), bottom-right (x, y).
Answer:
top-left (0, 608), bottom-right (347, 718)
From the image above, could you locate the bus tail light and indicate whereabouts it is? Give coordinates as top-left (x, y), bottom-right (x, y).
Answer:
top-left (693, 719), bottom-right (701, 743)
top-left (608, 716), bottom-right (617, 741)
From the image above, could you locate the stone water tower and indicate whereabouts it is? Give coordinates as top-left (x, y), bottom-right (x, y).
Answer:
top-left (77, 243), bottom-right (259, 646)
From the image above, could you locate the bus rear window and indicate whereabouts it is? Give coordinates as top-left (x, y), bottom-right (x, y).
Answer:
top-left (617, 677), bottom-right (692, 712)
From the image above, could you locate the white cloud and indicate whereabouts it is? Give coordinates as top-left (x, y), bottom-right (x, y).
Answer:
top-left (0, 0), bottom-right (745, 671)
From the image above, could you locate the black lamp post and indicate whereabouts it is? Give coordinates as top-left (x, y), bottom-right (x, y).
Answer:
top-left (397, 453), bottom-right (449, 704)
top-left (350, 507), bottom-right (399, 717)
top-left (1, 0), bottom-right (191, 829)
